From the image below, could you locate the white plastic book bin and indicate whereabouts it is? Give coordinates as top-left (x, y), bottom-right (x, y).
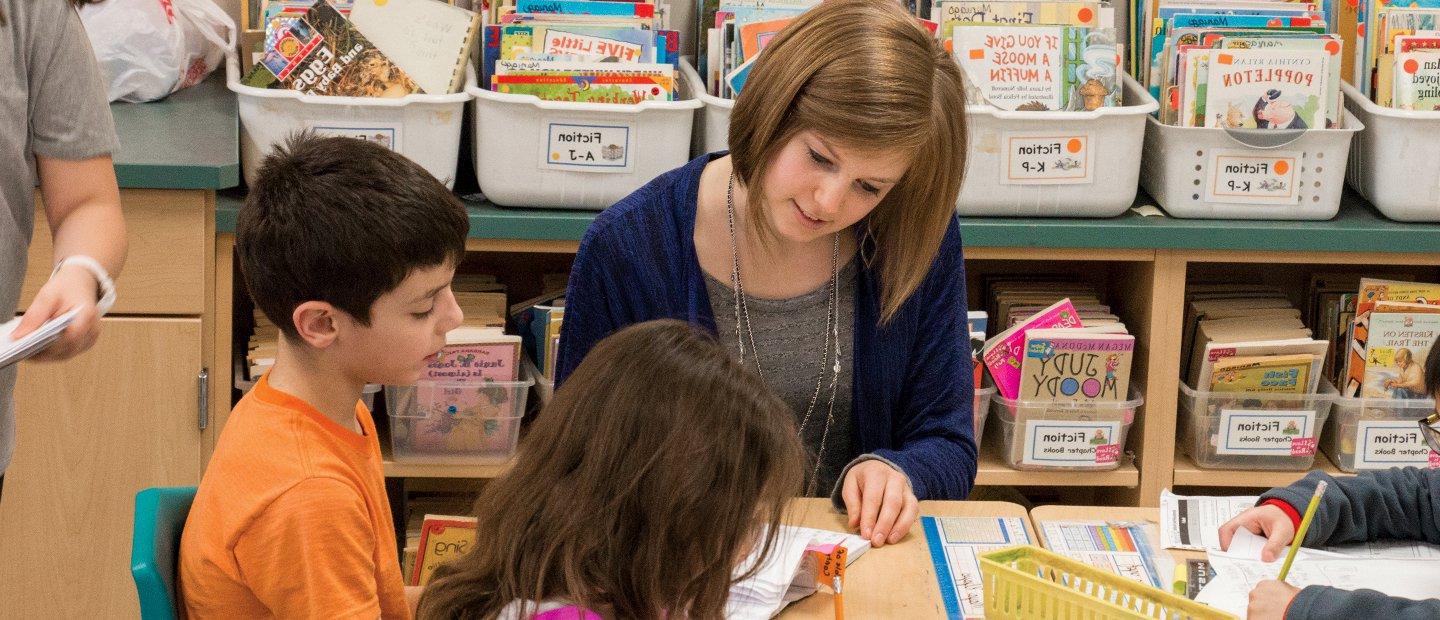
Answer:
top-left (1140, 103), bottom-right (1362, 220)
top-left (226, 54), bottom-right (473, 189)
top-left (468, 65), bottom-right (702, 209)
top-left (955, 75), bottom-right (1157, 217)
top-left (679, 58), bottom-right (733, 155)
top-left (1343, 83), bottom-right (1440, 222)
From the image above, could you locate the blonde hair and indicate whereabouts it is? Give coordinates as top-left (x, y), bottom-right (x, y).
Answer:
top-left (728, 0), bottom-right (969, 323)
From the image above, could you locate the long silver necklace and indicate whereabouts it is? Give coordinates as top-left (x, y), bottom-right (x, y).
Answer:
top-left (726, 174), bottom-right (843, 495)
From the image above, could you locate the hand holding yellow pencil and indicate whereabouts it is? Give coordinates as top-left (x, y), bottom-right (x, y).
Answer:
top-left (1277, 480), bottom-right (1327, 582)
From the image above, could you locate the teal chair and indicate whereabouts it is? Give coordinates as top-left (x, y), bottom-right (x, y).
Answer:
top-left (131, 486), bottom-right (197, 620)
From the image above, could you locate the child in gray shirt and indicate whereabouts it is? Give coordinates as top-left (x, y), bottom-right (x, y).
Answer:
top-left (1219, 345), bottom-right (1440, 619)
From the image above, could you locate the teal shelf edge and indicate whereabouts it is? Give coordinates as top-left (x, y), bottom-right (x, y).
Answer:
top-left (215, 189), bottom-right (1440, 254)
top-left (111, 74), bottom-right (240, 190)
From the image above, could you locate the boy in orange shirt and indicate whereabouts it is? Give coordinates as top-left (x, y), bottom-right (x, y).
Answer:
top-left (179, 133), bottom-right (468, 618)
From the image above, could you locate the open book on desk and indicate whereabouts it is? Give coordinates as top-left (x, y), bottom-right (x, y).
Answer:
top-left (726, 525), bottom-right (870, 619)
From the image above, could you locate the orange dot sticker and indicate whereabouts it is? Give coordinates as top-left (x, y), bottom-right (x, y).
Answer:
top-left (1274, 160), bottom-right (1290, 175)
top-left (1405, 58), bottom-right (1421, 74)
top-left (551, 152), bottom-right (560, 161)
top-left (1067, 138), bottom-right (1083, 153)
top-left (1078, 7), bottom-right (1094, 23)
top-left (969, 48), bottom-right (985, 60)
top-left (1325, 40), bottom-right (1340, 55)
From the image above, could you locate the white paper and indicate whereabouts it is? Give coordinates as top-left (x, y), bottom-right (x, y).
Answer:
top-left (0, 307), bottom-right (81, 369)
top-left (1040, 521), bottom-right (1170, 588)
top-left (922, 516), bottom-right (1032, 619)
top-left (1197, 552), bottom-right (1440, 618)
top-left (725, 525), bottom-right (869, 619)
top-left (1159, 489), bottom-right (1259, 551)
top-left (1324, 539), bottom-right (1440, 560)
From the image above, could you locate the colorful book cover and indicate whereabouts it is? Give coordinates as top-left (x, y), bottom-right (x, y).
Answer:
top-left (934, 0), bottom-right (1101, 39)
top-left (738, 16), bottom-right (793, 61)
top-left (1208, 34), bottom-right (1344, 128)
top-left (1196, 338), bottom-right (1328, 393)
top-left (409, 515), bottom-right (478, 587)
top-left (424, 334), bottom-right (522, 382)
top-left (1017, 330), bottom-right (1135, 402)
top-left (1208, 354), bottom-right (1315, 394)
top-left (1203, 48), bottom-right (1329, 129)
top-left (1345, 279), bottom-right (1440, 397)
top-left (503, 24), bottom-right (657, 63)
top-left (983, 298), bottom-right (1084, 400)
top-left (492, 73), bottom-right (674, 102)
top-left (516, 0), bottom-right (655, 19)
top-left (1361, 312), bottom-right (1440, 399)
top-left (952, 25), bottom-right (1072, 110)
top-left (243, 0), bottom-right (421, 97)
top-left (1393, 36), bottom-right (1440, 110)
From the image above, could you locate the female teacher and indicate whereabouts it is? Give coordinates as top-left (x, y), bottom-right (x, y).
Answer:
top-left (556, 0), bottom-right (974, 548)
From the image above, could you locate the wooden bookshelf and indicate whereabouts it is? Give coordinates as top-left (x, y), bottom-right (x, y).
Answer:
top-left (212, 188), bottom-right (1440, 507)
top-left (1171, 449), bottom-right (1351, 488)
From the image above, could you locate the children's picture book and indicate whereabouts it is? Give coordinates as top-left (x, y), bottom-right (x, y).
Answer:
top-left (425, 330), bottom-right (522, 383)
top-left (1208, 353), bottom-right (1316, 393)
top-left (409, 514), bottom-right (477, 587)
top-left (983, 298), bottom-right (1084, 400)
top-left (1203, 48), bottom-right (1329, 129)
top-left (953, 25), bottom-right (1073, 110)
top-left (1344, 279), bottom-right (1440, 397)
top-left (1195, 338), bottom-right (1328, 393)
top-left (348, 0), bottom-right (481, 95)
top-left (933, 0), bottom-right (1103, 40)
top-left (1393, 38), bottom-right (1440, 110)
top-left (1017, 329), bottom-right (1135, 402)
top-left (491, 73), bottom-right (674, 102)
top-left (1361, 311), bottom-right (1440, 399)
top-left (243, 0), bottom-right (422, 97)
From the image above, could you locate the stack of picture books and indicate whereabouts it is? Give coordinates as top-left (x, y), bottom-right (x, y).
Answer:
top-left (1143, 0), bottom-right (1344, 129)
top-left (978, 280), bottom-right (1135, 406)
top-left (511, 291), bottom-right (566, 384)
top-left (1338, 278), bottom-right (1440, 400)
top-left (698, 0), bottom-right (821, 97)
top-left (1180, 283), bottom-right (1328, 394)
top-left (243, 0), bottom-right (482, 97)
top-left (1353, 0), bottom-right (1440, 109)
top-left (938, 0), bottom-right (1123, 111)
top-left (481, 0), bottom-right (681, 104)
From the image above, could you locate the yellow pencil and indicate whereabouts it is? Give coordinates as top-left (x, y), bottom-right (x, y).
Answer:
top-left (1277, 480), bottom-right (1327, 582)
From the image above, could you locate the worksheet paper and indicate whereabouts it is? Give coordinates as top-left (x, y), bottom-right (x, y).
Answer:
top-left (725, 525), bottom-right (869, 619)
top-left (1160, 489), bottom-right (1258, 551)
top-left (1197, 548), bottom-right (1440, 618)
top-left (920, 516), bottom-right (1032, 620)
top-left (1039, 521), bottom-right (1169, 589)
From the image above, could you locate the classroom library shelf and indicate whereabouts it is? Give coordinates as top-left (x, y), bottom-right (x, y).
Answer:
top-left (216, 185), bottom-right (1440, 507)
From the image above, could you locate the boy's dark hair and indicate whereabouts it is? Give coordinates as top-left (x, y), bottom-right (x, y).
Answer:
top-left (238, 132), bottom-right (468, 339)
top-left (1425, 343), bottom-right (1440, 398)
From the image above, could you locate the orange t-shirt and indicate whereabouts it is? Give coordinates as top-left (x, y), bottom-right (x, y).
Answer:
top-left (179, 374), bottom-right (408, 619)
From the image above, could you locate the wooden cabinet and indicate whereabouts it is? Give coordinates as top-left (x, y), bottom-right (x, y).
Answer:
top-left (1, 188), bottom-right (214, 617)
top-left (0, 318), bottom-right (205, 617)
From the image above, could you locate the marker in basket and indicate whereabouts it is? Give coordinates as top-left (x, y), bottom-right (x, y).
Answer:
top-left (1276, 480), bottom-right (1327, 583)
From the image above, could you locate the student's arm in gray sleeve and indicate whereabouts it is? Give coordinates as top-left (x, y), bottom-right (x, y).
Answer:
top-left (1287, 586), bottom-right (1440, 620)
top-left (1260, 467), bottom-right (1440, 547)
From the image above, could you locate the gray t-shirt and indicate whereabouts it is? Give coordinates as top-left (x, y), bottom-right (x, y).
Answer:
top-left (1, 0), bottom-right (119, 474)
top-left (706, 258), bottom-right (857, 496)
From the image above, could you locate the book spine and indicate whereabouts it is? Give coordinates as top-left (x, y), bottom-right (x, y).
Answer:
top-left (484, 24), bottom-right (502, 90)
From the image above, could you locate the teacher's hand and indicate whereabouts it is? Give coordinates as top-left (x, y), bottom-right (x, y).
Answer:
top-left (842, 460), bottom-right (917, 548)
top-left (12, 263), bottom-right (103, 362)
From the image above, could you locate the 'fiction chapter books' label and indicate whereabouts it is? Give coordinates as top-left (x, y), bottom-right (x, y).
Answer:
top-left (1002, 132), bottom-right (1094, 185)
top-left (1021, 420), bottom-right (1122, 466)
top-left (1204, 149), bottom-right (1302, 205)
top-left (1355, 421), bottom-right (1438, 470)
top-left (541, 120), bottom-right (635, 173)
top-left (1216, 409), bottom-right (1316, 456)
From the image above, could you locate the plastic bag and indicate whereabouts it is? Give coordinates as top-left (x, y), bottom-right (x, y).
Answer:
top-left (80, 0), bottom-right (235, 103)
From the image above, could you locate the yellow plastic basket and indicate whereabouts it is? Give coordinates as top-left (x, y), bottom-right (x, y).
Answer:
top-left (979, 545), bottom-right (1237, 620)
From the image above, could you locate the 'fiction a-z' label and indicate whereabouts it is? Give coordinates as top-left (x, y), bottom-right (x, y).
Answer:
top-left (541, 121), bottom-right (635, 173)
top-left (1002, 133), bottom-right (1093, 185)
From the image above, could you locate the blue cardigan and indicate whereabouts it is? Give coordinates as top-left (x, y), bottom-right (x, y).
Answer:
top-left (555, 153), bottom-right (978, 500)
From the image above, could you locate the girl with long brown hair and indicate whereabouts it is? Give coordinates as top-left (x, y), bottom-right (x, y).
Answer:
top-left (557, 0), bottom-right (975, 549)
top-left (416, 320), bottom-right (806, 619)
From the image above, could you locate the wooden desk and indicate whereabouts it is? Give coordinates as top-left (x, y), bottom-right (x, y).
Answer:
top-left (778, 499), bottom-right (1033, 619)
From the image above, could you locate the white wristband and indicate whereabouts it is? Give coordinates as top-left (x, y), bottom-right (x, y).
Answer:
top-left (51, 255), bottom-right (117, 316)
